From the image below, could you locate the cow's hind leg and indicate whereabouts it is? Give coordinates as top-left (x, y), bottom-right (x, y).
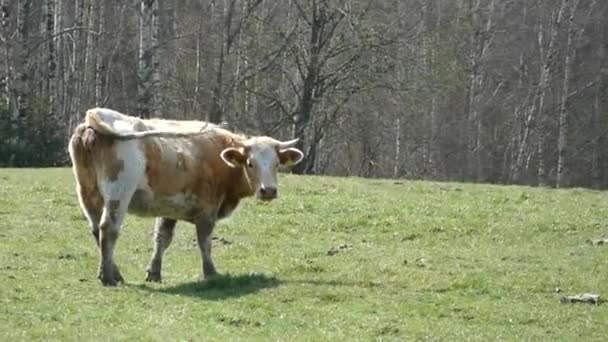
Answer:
top-left (145, 217), bottom-right (177, 282)
top-left (77, 186), bottom-right (103, 245)
top-left (97, 199), bottom-right (129, 286)
top-left (196, 216), bottom-right (218, 279)
top-left (70, 125), bottom-right (106, 246)
top-left (78, 187), bottom-right (124, 283)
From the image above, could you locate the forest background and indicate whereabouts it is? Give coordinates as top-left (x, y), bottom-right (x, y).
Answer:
top-left (1, 0), bottom-right (607, 188)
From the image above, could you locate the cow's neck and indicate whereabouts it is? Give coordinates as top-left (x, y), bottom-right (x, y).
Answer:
top-left (216, 168), bottom-right (254, 220)
top-left (238, 168), bottom-right (256, 198)
top-left (224, 167), bottom-right (254, 199)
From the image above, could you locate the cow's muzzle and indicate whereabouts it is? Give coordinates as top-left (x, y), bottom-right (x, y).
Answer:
top-left (258, 186), bottom-right (277, 201)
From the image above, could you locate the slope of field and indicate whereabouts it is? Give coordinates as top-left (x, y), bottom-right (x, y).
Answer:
top-left (1, 168), bottom-right (607, 340)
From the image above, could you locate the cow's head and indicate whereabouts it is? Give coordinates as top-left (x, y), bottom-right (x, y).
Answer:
top-left (220, 137), bottom-right (304, 201)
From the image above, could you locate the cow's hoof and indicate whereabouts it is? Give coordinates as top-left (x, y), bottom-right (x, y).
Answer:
top-left (98, 274), bottom-right (119, 287)
top-left (145, 271), bottom-right (162, 283)
top-left (201, 272), bottom-right (220, 282)
top-left (97, 266), bottom-right (124, 286)
top-left (203, 262), bottom-right (217, 279)
top-left (113, 268), bottom-right (124, 284)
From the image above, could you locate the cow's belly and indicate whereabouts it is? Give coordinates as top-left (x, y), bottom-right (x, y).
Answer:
top-left (128, 189), bottom-right (202, 221)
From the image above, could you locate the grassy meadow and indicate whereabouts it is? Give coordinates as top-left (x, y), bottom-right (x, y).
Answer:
top-left (1, 168), bottom-right (608, 341)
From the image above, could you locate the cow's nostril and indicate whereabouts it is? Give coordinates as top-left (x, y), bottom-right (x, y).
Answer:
top-left (260, 186), bottom-right (277, 197)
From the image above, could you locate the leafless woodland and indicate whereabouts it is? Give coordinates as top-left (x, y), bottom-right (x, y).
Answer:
top-left (1, 0), bottom-right (607, 188)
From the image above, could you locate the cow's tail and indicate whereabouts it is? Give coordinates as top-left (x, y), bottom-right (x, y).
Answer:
top-left (68, 123), bottom-right (99, 197)
top-left (68, 124), bottom-right (94, 167)
top-left (85, 109), bottom-right (210, 140)
top-left (84, 109), bottom-right (118, 137)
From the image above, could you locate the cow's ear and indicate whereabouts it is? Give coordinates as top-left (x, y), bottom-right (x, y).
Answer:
top-left (221, 147), bottom-right (247, 168)
top-left (278, 148), bottom-right (304, 167)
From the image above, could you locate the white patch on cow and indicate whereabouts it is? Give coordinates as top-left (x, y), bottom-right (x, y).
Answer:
top-left (251, 147), bottom-right (279, 193)
top-left (113, 120), bottom-right (137, 134)
top-left (94, 108), bottom-right (138, 134)
top-left (97, 140), bottom-right (146, 213)
top-left (94, 107), bottom-right (216, 136)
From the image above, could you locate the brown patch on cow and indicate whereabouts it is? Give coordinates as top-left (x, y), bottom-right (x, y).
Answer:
top-left (70, 124), bottom-right (106, 227)
top-left (140, 129), bottom-right (249, 200)
top-left (155, 131), bottom-right (254, 222)
top-left (143, 140), bottom-right (164, 192)
top-left (141, 139), bottom-right (203, 196)
top-left (106, 158), bottom-right (124, 181)
top-left (79, 184), bottom-right (104, 216)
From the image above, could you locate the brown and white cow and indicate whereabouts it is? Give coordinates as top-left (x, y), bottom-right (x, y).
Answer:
top-left (68, 108), bottom-right (304, 286)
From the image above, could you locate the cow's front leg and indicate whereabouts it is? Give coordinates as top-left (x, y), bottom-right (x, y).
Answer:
top-left (195, 216), bottom-right (218, 279)
top-left (145, 217), bottom-right (177, 282)
top-left (98, 200), bottom-right (126, 286)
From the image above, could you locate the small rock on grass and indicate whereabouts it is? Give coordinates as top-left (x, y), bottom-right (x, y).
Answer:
top-left (327, 244), bottom-right (352, 256)
top-left (415, 257), bottom-right (427, 267)
top-left (560, 293), bottom-right (601, 305)
top-left (587, 238), bottom-right (608, 246)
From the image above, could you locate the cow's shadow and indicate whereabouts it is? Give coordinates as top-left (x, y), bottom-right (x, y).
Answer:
top-left (132, 272), bottom-right (281, 300)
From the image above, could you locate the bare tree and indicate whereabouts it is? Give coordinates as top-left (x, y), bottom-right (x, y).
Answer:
top-left (591, 5), bottom-right (607, 188)
top-left (556, 0), bottom-right (587, 187)
top-left (138, 0), bottom-right (160, 118)
top-left (465, 0), bottom-right (496, 181)
top-left (9, 0), bottom-right (32, 122)
top-left (1, 0), bottom-right (607, 187)
top-left (512, 0), bottom-right (567, 184)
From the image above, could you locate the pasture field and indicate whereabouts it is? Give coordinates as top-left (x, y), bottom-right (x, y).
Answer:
top-left (1, 168), bottom-right (608, 341)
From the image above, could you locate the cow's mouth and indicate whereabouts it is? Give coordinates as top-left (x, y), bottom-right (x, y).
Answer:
top-left (258, 195), bottom-right (276, 202)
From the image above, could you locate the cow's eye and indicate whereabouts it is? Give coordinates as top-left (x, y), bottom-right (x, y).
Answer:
top-left (247, 160), bottom-right (253, 168)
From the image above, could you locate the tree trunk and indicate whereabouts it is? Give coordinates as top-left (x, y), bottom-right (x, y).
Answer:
top-left (138, 0), bottom-right (160, 118)
top-left (293, 1), bottom-right (323, 175)
top-left (1, 0), bottom-right (10, 108)
top-left (6, 0), bottom-right (32, 165)
top-left (231, 0), bottom-right (247, 126)
top-left (94, 0), bottom-right (105, 106)
top-left (209, 36), bottom-right (225, 124)
top-left (466, 0), bottom-right (495, 182)
top-left (466, 0), bottom-right (480, 181)
top-left (422, 1), bottom-right (440, 178)
top-left (11, 0), bottom-right (30, 116)
top-left (513, 0), bottom-right (566, 184)
top-left (509, 0), bottom-right (528, 181)
top-left (74, 0), bottom-right (85, 117)
top-left (556, 0), bottom-right (580, 188)
top-left (194, 0), bottom-right (205, 120)
top-left (394, 117), bottom-right (401, 178)
top-left (209, 0), bottom-right (237, 124)
top-left (591, 4), bottom-right (606, 188)
top-left (537, 0), bottom-right (567, 186)
top-left (46, 0), bottom-right (56, 119)
top-left (53, 0), bottom-right (64, 122)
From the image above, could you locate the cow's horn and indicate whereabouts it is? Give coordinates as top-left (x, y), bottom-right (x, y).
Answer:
top-left (278, 138), bottom-right (299, 150)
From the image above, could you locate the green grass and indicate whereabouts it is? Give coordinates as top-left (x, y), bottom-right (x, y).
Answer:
top-left (1, 169), bottom-right (608, 341)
